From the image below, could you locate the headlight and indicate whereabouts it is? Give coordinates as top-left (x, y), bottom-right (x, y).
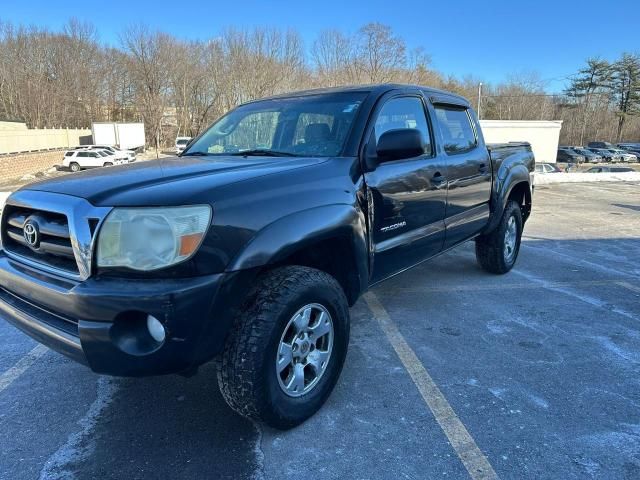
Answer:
top-left (96, 205), bottom-right (211, 271)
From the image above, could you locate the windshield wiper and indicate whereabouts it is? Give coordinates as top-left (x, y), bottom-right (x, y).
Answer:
top-left (229, 149), bottom-right (299, 157)
top-left (181, 151), bottom-right (209, 156)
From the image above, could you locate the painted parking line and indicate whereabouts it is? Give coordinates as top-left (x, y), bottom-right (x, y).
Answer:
top-left (617, 281), bottom-right (640, 295)
top-left (364, 292), bottom-right (499, 480)
top-left (0, 344), bottom-right (48, 394)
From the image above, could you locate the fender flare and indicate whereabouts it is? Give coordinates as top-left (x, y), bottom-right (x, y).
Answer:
top-left (227, 204), bottom-right (369, 295)
top-left (484, 164), bottom-right (531, 234)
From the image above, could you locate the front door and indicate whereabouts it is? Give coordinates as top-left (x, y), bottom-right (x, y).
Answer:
top-left (364, 92), bottom-right (448, 283)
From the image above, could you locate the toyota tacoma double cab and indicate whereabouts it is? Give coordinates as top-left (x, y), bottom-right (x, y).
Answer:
top-left (0, 84), bottom-right (534, 429)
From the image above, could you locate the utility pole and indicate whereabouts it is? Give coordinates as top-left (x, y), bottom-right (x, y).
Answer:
top-left (477, 82), bottom-right (483, 120)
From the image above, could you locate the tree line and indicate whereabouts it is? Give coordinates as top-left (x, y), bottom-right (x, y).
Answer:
top-left (0, 19), bottom-right (638, 148)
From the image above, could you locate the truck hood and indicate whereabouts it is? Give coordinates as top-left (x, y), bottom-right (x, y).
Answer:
top-left (23, 155), bottom-right (327, 206)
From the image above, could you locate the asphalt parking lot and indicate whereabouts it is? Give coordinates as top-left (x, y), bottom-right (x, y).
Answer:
top-left (1, 181), bottom-right (639, 480)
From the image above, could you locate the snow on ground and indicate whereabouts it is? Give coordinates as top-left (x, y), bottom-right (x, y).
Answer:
top-left (534, 171), bottom-right (640, 185)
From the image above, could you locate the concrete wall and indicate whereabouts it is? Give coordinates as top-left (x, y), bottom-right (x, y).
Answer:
top-left (0, 127), bottom-right (92, 155)
top-left (0, 151), bottom-right (62, 184)
top-left (480, 120), bottom-right (562, 163)
top-left (0, 121), bottom-right (28, 131)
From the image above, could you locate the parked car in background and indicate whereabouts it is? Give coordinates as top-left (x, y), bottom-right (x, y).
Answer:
top-left (586, 166), bottom-right (634, 173)
top-left (587, 141), bottom-right (616, 149)
top-left (556, 148), bottom-right (585, 163)
top-left (605, 148), bottom-right (637, 163)
top-left (175, 136), bottom-right (192, 154)
top-left (617, 143), bottom-right (640, 157)
top-left (535, 163), bottom-right (562, 174)
top-left (62, 149), bottom-right (124, 172)
top-left (588, 148), bottom-right (620, 162)
top-left (571, 147), bottom-right (603, 163)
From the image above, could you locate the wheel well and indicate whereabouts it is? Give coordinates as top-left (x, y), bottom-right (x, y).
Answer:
top-left (271, 236), bottom-right (361, 306)
top-left (507, 181), bottom-right (532, 222)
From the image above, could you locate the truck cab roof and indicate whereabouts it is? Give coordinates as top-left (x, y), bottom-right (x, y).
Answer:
top-left (243, 84), bottom-right (471, 108)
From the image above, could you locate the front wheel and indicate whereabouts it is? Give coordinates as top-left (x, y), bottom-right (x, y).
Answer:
top-left (217, 266), bottom-right (350, 429)
top-left (103, 162), bottom-right (113, 167)
top-left (475, 200), bottom-right (523, 274)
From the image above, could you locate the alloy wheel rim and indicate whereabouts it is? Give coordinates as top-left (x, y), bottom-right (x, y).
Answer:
top-left (276, 303), bottom-right (334, 397)
top-left (503, 215), bottom-right (518, 263)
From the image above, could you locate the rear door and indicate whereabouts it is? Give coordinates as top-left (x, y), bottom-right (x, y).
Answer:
top-left (364, 91), bottom-right (448, 283)
top-left (432, 103), bottom-right (492, 248)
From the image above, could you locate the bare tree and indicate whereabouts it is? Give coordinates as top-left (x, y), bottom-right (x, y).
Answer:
top-left (355, 23), bottom-right (406, 84)
top-left (121, 24), bottom-right (172, 154)
top-left (311, 29), bottom-right (357, 86)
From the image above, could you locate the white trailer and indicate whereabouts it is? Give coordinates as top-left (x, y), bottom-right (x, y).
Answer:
top-left (480, 120), bottom-right (562, 163)
top-left (91, 122), bottom-right (145, 151)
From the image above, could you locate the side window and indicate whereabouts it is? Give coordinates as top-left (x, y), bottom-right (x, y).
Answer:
top-left (77, 152), bottom-right (88, 157)
top-left (434, 106), bottom-right (477, 154)
top-left (373, 97), bottom-right (432, 156)
top-left (64, 152), bottom-right (73, 157)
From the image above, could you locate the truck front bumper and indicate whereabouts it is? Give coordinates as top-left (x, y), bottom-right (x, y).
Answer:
top-left (0, 253), bottom-right (252, 376)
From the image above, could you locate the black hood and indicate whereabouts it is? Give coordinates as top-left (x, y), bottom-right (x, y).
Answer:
top-left (23, 156), bottom-right (327, 206)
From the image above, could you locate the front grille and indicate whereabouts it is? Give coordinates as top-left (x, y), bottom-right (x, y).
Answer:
top-left (1, 205), bottom-right (79, 275)
top-left (0, 286), bottom-right (79, 336)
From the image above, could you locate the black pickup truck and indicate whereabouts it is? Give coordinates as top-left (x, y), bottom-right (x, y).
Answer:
top-left (0, 84), bottom-right (534, 428)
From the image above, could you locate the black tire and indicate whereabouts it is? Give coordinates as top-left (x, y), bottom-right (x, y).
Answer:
top-left (475, 200), bottom-right (523, 274)
top-left (69, 162), bottom-right (81, 172)
top-left (103, 162), bottom-right (113, 167)
top-left (216, 266), bottom-right (350, 429)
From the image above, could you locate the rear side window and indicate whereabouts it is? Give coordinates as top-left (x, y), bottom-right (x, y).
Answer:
top-left (434, 106), bottom-right (477, 154)
top-left (64, 152), bottom-right (74, 157)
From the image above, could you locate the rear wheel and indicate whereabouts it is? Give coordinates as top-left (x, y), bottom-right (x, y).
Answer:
top-left (475, 200), bottom-right (523, 274)
top-left (217, 266), bottom-right (350, 429)
top-left (103, 162), bottom-right (113, 167)
top-left (69, 162), bottom-right (81, 172)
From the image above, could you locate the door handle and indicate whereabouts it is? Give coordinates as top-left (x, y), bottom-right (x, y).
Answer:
top-left (478, 163), bottom-right (489, 174)
top-left (432, 172), bottom-right (446, 188)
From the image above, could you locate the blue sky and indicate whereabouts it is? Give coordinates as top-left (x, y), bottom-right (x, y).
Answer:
top-left (2, 0), bottom-right (637, 92)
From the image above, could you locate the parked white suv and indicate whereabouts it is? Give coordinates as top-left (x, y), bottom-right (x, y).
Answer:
top-left (62, 149), bottom-right (125, 172)
top-left (175, 137), bottom-right (192, 154)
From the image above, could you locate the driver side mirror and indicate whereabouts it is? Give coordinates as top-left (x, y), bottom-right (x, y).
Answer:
top-left (376, 129), bottom-right (426, 163)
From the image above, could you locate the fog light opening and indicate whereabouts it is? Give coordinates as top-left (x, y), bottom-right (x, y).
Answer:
top-left (147, 314), bottom-right (166, 343)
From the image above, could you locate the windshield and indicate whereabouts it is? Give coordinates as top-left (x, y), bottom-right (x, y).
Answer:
top-left (184, 92), bottom-right (367, 157)
top-left (177, 139), bottom-right (189, 145)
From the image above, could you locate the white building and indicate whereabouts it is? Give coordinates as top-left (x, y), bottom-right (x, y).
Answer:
top-left (480, 120), bottom-right (562, 163)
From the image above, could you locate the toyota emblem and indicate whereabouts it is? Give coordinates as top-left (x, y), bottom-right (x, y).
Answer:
top-left (23, 221), bottom-right (40, 248)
